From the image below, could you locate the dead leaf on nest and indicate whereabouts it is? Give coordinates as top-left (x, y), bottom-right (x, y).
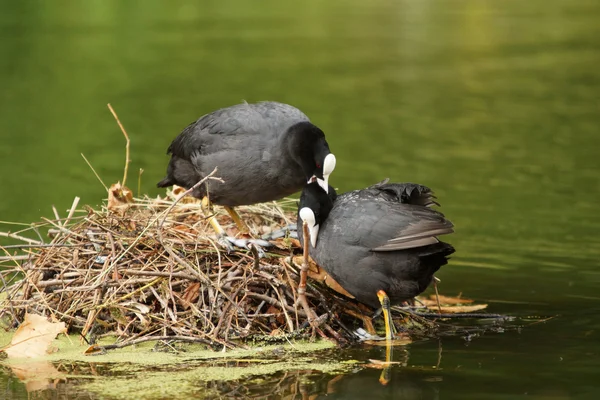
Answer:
top-left (433, 304), bottom-right (489, 313)
top-left (2, 313), bottom-right (67, 358)
top-left (269, 328), bottom-right (284, 337)
top-left (179, 282), bottom-right (201, 309)
top-left (173, 225), bottom-right (197, 234)
top-left (291, 255), bottom-right (320, 276)
top-left (429, 294), bottom-right (473, 305)
top-left (417, 294), bottom-right (488, 313)
top-left (121, 301), bottom-right (151, 327)
top-left (84, 344), bottom-right (107, 356)
top-left (169, 185), bottom-right (200, 203)
top-left (291, 256), bottom-right (355, 299)
top-left (107, 182), bottom-right (133, 213)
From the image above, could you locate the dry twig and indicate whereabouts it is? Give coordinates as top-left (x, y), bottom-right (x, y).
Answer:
top-left (107, 103), bottom-right (131, 187)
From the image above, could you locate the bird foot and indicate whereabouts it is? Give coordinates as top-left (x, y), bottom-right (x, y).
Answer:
top-left (354, 327), bottom-right (382, 341)
top-left (224, 236), bottom-right (272, 257)
top-left (261, 224), bottom-right (298, 240)
top-left (216, 235), bottom-right (237, 254)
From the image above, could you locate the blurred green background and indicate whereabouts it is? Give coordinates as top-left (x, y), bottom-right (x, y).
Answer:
top-left (1, 0), bottom-right (600, 398)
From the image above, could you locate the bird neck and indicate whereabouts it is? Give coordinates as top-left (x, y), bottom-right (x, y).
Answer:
top-left (280, 123), bottom-right (315, 173)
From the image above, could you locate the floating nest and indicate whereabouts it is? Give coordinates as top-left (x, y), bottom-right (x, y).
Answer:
top-left (2, 182), bottom-right (434, 349)
top-left (0, 109), bottom-right (501, 352)
top-left (0, 179), bottom-right (502, 352)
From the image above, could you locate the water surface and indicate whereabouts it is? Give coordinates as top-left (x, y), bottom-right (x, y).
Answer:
top-left (1, 0), bottom-right (599, 398)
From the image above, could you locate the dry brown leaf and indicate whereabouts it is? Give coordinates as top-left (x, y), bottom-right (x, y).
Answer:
top-left (84, 344), bottom-right (107, 356)
top-left (266, 305), bottom-right (280, 315)
top-left (121, 301), bottom-right (151, 327)
top-left (2, 313), bottom-right (67, 358)
top-left (107, 182), bottom-right (133, 213)
top-left (429, 304), bottom-right (489, 313)
top-left (179, 282), bottom-right (201, 309)
top-left (291, 256), bottom-right (355, 299)
top-left (170, 185), bottom-right (200, 203)
top-left (322, 275), bottom-right (355, 299)
top-left (419, 294), bottom-right (474, 307)
top-left (173, 225), bottom-right (196, 233)
top-left (269, 328), bottom-right (284, 337)
top-left (430, 294), bottom-right (473, 304)
top-left (291, 255), bottom-right (321, 277)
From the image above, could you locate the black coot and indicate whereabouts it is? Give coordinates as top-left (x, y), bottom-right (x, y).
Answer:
top-left (297, 180), bottom-right (455, 336)
top-left (158, 101), bottom-right (336, 239)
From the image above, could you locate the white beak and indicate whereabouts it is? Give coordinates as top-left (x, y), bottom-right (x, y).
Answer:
top-left (308, 175), bottom-right (329, 194)
top-left (308, 223), bottom-right (320, 248)
top-left (316, 177), bottom-right (328, 193)
top-left (318, 153), bottom-right (337, 194)
top-left (299, 207), bottom-right (320, 247)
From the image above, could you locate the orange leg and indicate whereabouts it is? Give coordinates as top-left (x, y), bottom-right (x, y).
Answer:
top-left (224, 206), bottom-right (250, 234)
top-left (201, 196), bottom-right (225, 236)
top-left (377, 290), bottom-right (397, 340)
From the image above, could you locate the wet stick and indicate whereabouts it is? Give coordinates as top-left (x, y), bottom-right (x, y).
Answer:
top-left (433, 277), bottom-right (442, 315)
top-left (297, 222), bottom-right (314, 321)
top-left (298, 221), bottom-right (331, 339)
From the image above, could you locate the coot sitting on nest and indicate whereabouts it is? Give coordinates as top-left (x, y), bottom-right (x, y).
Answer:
top-left (297, 179), bottom-right (455, 338)
top-left (158, 101), bottom-right (336, 250)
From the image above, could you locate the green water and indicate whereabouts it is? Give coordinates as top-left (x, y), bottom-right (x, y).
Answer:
top-left (1, 0), bottom-right (600, 398)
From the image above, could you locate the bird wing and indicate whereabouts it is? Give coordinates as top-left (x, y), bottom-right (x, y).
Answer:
top-left (370, 206), bottom-right (454, 252)
top-left (167, 102), bottom-right (309, 159)
top-left (327, 190), bottom-right (453, 253)
top-left (333, 185), bottom-right (452, 252)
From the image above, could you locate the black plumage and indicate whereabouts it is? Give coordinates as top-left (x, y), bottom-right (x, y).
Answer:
top-left (158, 101), bottom-right (335, 206)
top-left (298, 180), bottom-right (455, 309)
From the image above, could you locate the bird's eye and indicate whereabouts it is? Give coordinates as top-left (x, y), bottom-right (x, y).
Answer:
top-left (316, 163), bottom-right (321, 169)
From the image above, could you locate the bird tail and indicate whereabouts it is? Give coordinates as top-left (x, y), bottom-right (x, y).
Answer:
top-left (156, 177), bottom-right (175, 188)
top-left (411, 242), bottom-right (455, 296)
top-left (369, 180), bottom-right (439, 207)
top-left (418, 242), bottom-right (455, 269)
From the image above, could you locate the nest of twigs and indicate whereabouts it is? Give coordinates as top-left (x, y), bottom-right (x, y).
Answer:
top-left (1, 182), bottom-right (408, 349)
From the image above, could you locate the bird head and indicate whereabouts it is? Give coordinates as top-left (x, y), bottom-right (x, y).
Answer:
top-left (298, 182), bottom-right (337, 247)
top-left (287, 122), bottom-right (336, 193)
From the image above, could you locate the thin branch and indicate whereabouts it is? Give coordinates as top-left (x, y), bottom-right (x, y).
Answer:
top-left (63, 196), bottom-right (81, 228)
top-left (107, 103), bottom-right (130, 187)
top-left (81, 153), bottom-right (108, 191)
top-left (137, 168), bottom-right (144, 198)
top-left (0, 232), bottom-right (42, 245)
top-left (0, 255), bottom-right (30, 261)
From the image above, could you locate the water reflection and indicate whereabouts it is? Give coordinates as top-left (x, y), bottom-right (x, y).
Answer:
top-left (1, 344), bottom-right (423, 399)
top-left (4, 362), bottom-right (63, 393)
top-left (3, 311), bottom-right (598, 399)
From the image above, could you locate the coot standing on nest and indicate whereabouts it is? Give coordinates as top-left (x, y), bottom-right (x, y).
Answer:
top-left (297, 179), bottom-right (455, 339)
top-left (158, 101), bottom-right (336, 249)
